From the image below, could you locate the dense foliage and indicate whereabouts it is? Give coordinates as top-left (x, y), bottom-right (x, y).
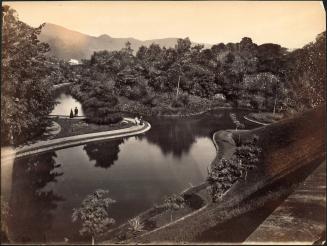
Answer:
top-left (72, 189), bottom-right (116, 244)
top-left (284, 32), bottom-right (326, 112)
top-left (1, 196), bottom-right (10, 243)
top-left (70, 32), bottom-right (325, 119)
top-left (1, 6), bottom-right (58, 145)
top-left (207, 135), bottom-right (262, 202)
top-left (2, 5), bottom-right (325, 141)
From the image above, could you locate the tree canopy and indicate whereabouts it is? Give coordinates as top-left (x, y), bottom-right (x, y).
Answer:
top-left (70, 32), bottom-right (325, 118)
top-left (1, 5), bottom-right (57, 145)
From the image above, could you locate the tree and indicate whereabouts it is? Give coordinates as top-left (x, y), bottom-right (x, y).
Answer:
top-left (122, 41), bottom-right (133, 56)
top-left (155, 194), bottom-right (185, 222)
top-left (173, 38), bottom-right (192, 100)
top-left (1, 196), bottom-right (10, 243)
top-left (1, 6), bottom-right (55, 145)
top-left (285, 31), bottom-right (325, 110)
top-left (72, 189), bottom-right (116, 245)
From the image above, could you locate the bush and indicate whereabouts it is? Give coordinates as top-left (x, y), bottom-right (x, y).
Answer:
top-left (179, 93), bottom-right (189, 105)
top-left (128, 85), bottom-right (147, 100)
top-left (141, 94), bottom-right (159, 107)
top-left (171, 99), bottom-right (184, 108)
top-left (86, 113), bottom-right (123, 125)
top-left (207, 134), bottom-right (261, 202)
top-left (171, 93), bottom-right (189, 108)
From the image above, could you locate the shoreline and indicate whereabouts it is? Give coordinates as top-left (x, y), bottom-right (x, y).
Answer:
top-left (101, 129), bottom-right (238, 244)
top-left (1, 119), bottom-right (151, 161)
top-left (125, 106), bottom-right (325, 243)
top-left (243, 115), bottom-right (270, 126)
top-left (142, 106), bottom-right (256, 118)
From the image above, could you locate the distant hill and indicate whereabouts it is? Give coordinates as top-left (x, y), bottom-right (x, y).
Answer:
top-left (39, 23), bottom-right (211, 61)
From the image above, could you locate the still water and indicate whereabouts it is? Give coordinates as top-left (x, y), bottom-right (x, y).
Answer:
top-left (1, 93), bottom-right (258, 243)
top-left (50, 87), bottom-right (84, 116)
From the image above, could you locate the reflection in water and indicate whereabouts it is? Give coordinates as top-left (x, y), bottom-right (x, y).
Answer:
top-left (8, 152), bottom-right (64, 243)
top-left (84, 138), bottom-right (125, 169)
top-left (143, 110), bottom-right (254, 158)
top-left (2, 109), bottom-right (257, 243)
top-left (50, 91), bottom-right (84, 116)
top-left (140, 119), bottom-right (197, 158)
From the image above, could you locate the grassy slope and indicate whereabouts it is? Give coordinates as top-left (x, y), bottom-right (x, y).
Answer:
top-left (132, 104), bottom-right (325, 243)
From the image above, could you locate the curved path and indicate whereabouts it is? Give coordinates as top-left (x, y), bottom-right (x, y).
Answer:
top-left (1, 119), bottom-right (151, 161)
top-left (244, 115), bottom-right (270, 126)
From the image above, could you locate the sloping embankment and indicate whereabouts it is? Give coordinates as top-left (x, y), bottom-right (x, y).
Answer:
top-left (131, 105), bottom-right (325, 243)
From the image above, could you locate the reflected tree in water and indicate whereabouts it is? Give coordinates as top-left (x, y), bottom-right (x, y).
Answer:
top-left (142, 118), bottom-right (200, 158)
top-left (84, 138), bottom-right (124, 169)
top-left (8, 152), bottom-right (64, 243)
top-left (141, 111), bottom-right (249, 159)
top-left (141, 116), bottom-right (218, 158)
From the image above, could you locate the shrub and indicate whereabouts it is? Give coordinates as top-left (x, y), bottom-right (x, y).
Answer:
top-left (141, 94), bottom-right (159, 107)
top-left (127, 217), bottom-right (145, 235)
top-left (72, 189), bottom-right (116, 245)
top-left (86, 113), bottom-right (123, 125)
top-left (179, 93), bottom-right (190, 105)
top-left (207, 134), bottom-right (262, 202)
top-left (171, 99), bottom-right (184, 108)
top-left (171, 93), bottom-right (189, 108)
top-left (154, 194), bottom-right (185, 222)
top-left (128, 85), bottom-right (147, 100)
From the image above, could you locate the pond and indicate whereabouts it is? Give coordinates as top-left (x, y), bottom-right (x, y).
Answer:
top-left (1, 91), bottom-right (259, 244)
top-left (50, 86), bottom-right (84, 116)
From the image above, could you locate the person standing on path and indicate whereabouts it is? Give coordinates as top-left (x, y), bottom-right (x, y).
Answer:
top-left (74, 107), bottom-right (78, 117)
top-left (70, 109), bottom-right (74, 118)
top-left (134, 116), bottom-right (139, 125)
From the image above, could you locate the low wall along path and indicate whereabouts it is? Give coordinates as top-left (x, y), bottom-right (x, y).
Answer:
top-left (1, 118), bottom-right (151, 161)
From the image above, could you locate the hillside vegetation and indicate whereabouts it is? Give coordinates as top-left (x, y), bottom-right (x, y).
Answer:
top-left (69, 32), bottom-right (325, 122)
top-left (1, 4), bottom-right (325, 143)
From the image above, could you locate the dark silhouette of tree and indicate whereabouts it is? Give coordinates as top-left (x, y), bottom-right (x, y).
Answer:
top-left (8, 152), bottom-right (64, 243)
top-left (83, 138), bottom-right (124, 168)
top-left (1, 6), bottom-right (56, 146)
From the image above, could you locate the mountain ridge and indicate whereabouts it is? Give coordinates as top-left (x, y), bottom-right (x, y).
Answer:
top-left (39, 23), bottom-right (211, 61)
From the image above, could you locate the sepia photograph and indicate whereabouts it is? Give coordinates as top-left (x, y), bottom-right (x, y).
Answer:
top-left (1, 1), bottom-right (326, 244)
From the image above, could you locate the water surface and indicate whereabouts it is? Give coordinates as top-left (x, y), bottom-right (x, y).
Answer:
top-left (50, 89), bottom-right (84, 116)
top-left (2, 93), bottom-right (258, 243)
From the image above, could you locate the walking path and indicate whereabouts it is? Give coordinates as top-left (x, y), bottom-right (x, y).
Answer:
top-left (53, 82), bottom-right (71, 89)
top-left (244, 115), bottom-right (270, 126)
top-left (48, 115), bottom-right (86, 119)
top-left (243, 161), bottom-right (326, 244)
top-left (1, 118), bottom-right (151, 161)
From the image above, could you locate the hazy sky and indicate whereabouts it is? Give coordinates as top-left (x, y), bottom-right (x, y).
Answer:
top-left (4, 1), bottom-right (326, 49)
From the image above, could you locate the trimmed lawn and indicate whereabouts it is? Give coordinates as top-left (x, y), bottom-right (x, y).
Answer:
top-left (52, 118), bottom-right (134, 139)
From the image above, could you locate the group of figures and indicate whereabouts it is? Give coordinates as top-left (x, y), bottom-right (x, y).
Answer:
top-left (134, 116), bottom-right (144, 125)
top-left (69, 107), bottom-right (79, 118)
